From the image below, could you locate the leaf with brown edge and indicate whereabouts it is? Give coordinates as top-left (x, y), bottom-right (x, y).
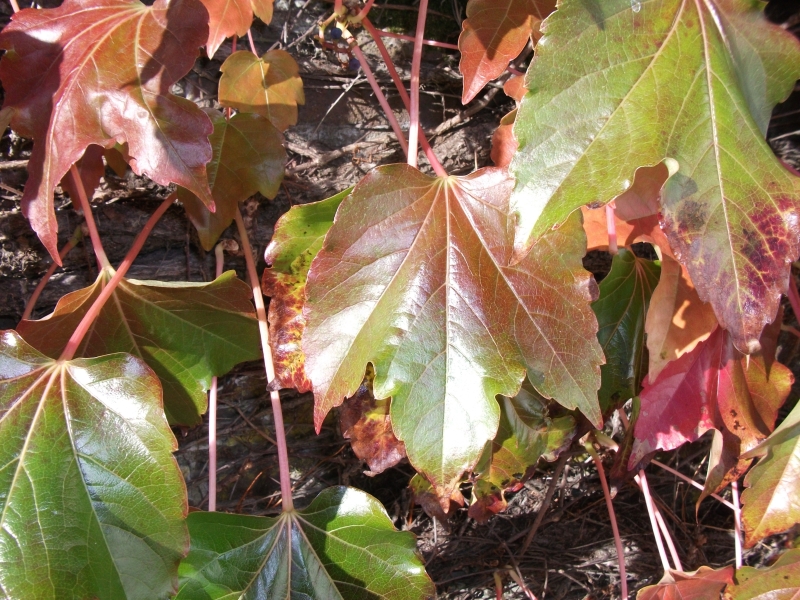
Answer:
top-left (458, 0), bottom-right (555, 104)
top-left (491, 109), bottom-right (518, 168)
top-left (262, 188), bottom-right (350, 393)
top-left (646, 256), bottom-right (718, 384)
top-left (636, 566), bottom-right (734, 600)
top-left (503, 75), bottom-right (527, 104)
top-left (250, 0), bottom-right (273, 23)
top-left (409, 474), bottom-right (464, 521)
top-left (339, 365), bottom-right (406, 476)
top-left (198, 0), bottom-right (253, 58)
top-left (0, 0), bottom-right (214, 263)
top-left (16, 268), bottom-right (260, 426)
top-left (219, 50), bottom-right (305, 132)
top-left (469, 383), bottom-right (575, 522)
top-left (180, 109), bottom-right (286, 251)
top-left (105, 144), bottom-right (130, 177)
top-left (724, 548), bottom-right (800, 598)
top-left (740, 401), bottom-right (800, 547)
top-left (629, 326), bottom-right (792, 471)
top-left (303, 165), bottom-right (602, 502)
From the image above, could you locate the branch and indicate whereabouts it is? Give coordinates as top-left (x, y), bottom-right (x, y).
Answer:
top-left (407, 0), bottom-right (429, 168)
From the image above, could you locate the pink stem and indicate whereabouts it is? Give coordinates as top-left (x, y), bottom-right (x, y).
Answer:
top-left (788, 273), bottom-right (800, 323)
top-left (247, 29), bottom-right (258, 55)
top-left (585, 442), bottom-right (628, 598)
top-left (407, 0), bottom-right (429, 169)
top-left (21, 231), bottom-right (81, 321)
top-left (371, 28), bottom-right (458, 50)
top-left (60, 194), bottom-right (175, 361)
top-left (654, 505), bottom-right (683, 571)
top-left (649, 459), bottom-right (735, 510)
top-left (207, 244), bottom-right (225, 512)
top-left (234, 208), bottom-right (294, 511)
top-left (731, 480), bottom-right (743, 569)
top-left (354, 0), bottom-right (375, 21)
top-left (8, 0), bottom-right (19, 12)
top-left (334, 0), bottom-right (343, 14)
top-left (70, 164), bottom-right (110, 269)
top-left (605, 202), bottom-right (618, 255)
top-left (636, 469), bottom-right (672, 573)
top-left (349, 43), bottom-right (409, 156)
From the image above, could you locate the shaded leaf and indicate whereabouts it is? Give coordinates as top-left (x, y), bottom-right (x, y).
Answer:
top-left (0, 0), bottom-right (214, 261)
top-left (469, 383), bottom-right (575, 522)
top-left (0, 331), bottom-right (187, 599)
top-left (724, 548), bottom-right (800, 598)
top-left (176, 486), bottom-right (433, 599)
top-left (199, 0), bottom-right (254, 58)
top-left (740, 402), bottom-right (800, 547)
top-left (410, 474), bottom-right (465, 521)
top-left (458, 0), bottom-right (555, 104)
top-left (304, 165), bottom-right (602, 501)
top-left (592, 248), bottom-right (660, 413)
top-left (219, 49), bottom-right (305, 131)
top-left (0, 106), bottom-right (12, 134)
top-left (17, 269), bottom-right (260, 426)
top-left (104, 144), bottom-right (130, 177)
top-left (637, 566), bottom-right (734, 599)
top-left (503, 75), bottom-right (527, 104)
top-left (646, 255), bottom-right (718, 383)
top-left (60, 145), bottom-right (105, 202)
top-left (180, 109), bottom-right (286, 251)
top-left (510, 0), bottom-right (800, 353)
top-left (250, 0), bottom-right (273, 23)
top-left (491, 109), bottom-right (518, 168)
top-left (262, 188), bottom-right (350, 392)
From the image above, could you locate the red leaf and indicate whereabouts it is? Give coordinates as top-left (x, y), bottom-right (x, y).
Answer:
top-left (491, 110), bottom-right (518, 168)
top-left (0, 0), bottom-right (215, 262)
top-left (637, 566), bottom-right (734, 600)
top-left (458, 0), bottom-right (555, 104)
top-left (503, 75), bottom-right (527, 104)
top-left (198, 0), bottom-right (254, 58)
top-left (59, 145), bottom-right (106, 204)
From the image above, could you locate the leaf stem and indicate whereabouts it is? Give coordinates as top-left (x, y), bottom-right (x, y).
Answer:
top-left (649, 459), bottom-right (735, 510)
top-left (21, 227), bottom-right (82, 321)
top-left (605, 203), bottom-right (618, 255)
top-left (234, 207), bottom-right (294, 511)
top-left (207, 243), bottom-right (225, 512)
top-left (247, 29), bottom-right (258, 55)
top-left (59, 193), bottom-right (175, 362)
top-left (70, 163), bottom-right (110, 270)
top-left (731, 480), bottom-right (743, 569)
top-left (518, 450), bottom-right (569, 556)
top-left (407, 0), bottom-right (429, 169)
top-left (636, 468), bottom-right (672, 573)
top-left (8, 0), bottom-right (19, 12)
top-left (353, 0), bottom-right (375, 21)
top-left (368, 28), bottom-right (458, 50)
top-left (653, 504), bottom-right (683, 571)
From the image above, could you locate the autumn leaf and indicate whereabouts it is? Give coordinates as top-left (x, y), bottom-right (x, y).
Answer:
top-left (250, 0), bottom-right (273, 24)
top-left (503, 75), bottom-right (527, 104)
top-left (219, 49), bottom-right (305, 131)
top-left (491, 109), bottom-right (518, 168)
top-left (724, 548), bottom-right (800, 598)
top-left (199, 0), bottom-right (253, 58)
top-left (0, 331), bottom-right (188, 599)
top-left (303, 165), bottom-right (602, 502)
top-left (176, 486), bottom-right (433, 599)
top-left (637, 566), bottom-right (733, 600)
top-left (16, 269), bottom-right (260, 426)
top-left (410, 473), bottom-right (465, 521)
top-left (180, 109), bottom-right (286, 251)
top-left (60, 145), bottom-right (106, 203)
top-left (510, 0), bottom-right (800, 353)
top-left (262, 188), bottom-right (350, 392)
top-left (0, 0), bottom-right (215, 262)
top-left (458, 0), bottom-right (555, 104)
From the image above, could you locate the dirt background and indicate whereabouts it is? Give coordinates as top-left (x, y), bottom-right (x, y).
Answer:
top-left (1, 0), bottom-right (800, 598)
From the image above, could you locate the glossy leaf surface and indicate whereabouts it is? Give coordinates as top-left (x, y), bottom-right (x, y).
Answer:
top-left (219, 49), bottom-right (305, 131)
top-left (0, 331), bottom-right (187, 599)
top-left (262, 189), bottom-right (349, 392)
top-left (740, 402), bottom-right (800, 547)
top-left (304, 165), bottom-right (602, 500)
top-left (199, 0), bottom-right (254, 58)
top-left (637, 566), bottom-right (733, 600)
top-left (510, 0), bottom-right (800, 353)
top-left (176, 486), bottom-right (433, 599)
top-left (17, 269), bottom-right (260, 426)
top-left (725, 548), bottom-right (800, 598)
top-left (0, 0), bottom-right (214, 261)
top-left (592, 249), bottom-right (660, 413)
top-left (458, 0), bottom-right (554, 103)
top-left (180, 109), bottom-right (286, 251)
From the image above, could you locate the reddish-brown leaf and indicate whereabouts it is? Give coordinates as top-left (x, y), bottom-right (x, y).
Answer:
top-left (218, 50), bottom-right (305, 132)
top-left (0, 0), bottom-right (214, 262)
top-left (491, 110), bottom-right (517, 168)
top-left (59, 145), bottom-right (105, 203)
top-left (458, 0), bottom-right (555, 104)
top-left (409, 474), bottom-right (464, 521)
top-left (503, 75), bottom-right (527, 104)
top-left (637, 566), bottom-right (734, 600)
top-left (199, 0), bottom-right (254, 58)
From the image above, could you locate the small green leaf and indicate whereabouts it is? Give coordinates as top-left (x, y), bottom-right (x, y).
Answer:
top-left (0, 331), bottom-right (187, 599)
top-left (176, 486), bottom-right (433, 599)
top-left (725, 548), bottom-right (800, 599)
top-left (592, 249), bottom-right (660, 413)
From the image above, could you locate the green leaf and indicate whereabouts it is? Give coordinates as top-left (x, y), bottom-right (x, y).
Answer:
top-left (176, 486), bottom-right (433, 599)
top-left (725, 548), bottom-right (800, 599)
top-left (262, 188), bottom-right (351, 392)
top-left (17, 269), bottom-right (260, 426)
top-left (303, 165), bottom-right (602, 501)
top-left (510, 0), bottom-right (800, 353)
top-left (180, 109), bottom-right (286, 251)
top-left (593, 249), bottom-right (660, 413)
top-left (0, 331), bottom-right (187, 599)
top-left (740, 401), bottom-right (800, 547)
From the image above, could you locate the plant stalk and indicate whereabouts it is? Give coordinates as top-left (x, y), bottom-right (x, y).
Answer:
top-left (234, 207), bottom-right (294, 511)
top-left (636, 468), bottom-right (672, 573)
top-left (407, 0), bottom-right (429, 169)
top-left (8, 0), bottom-right (19, 13)
top-left (369, 28), bottom-right (458, 50)
top-left (605, 203), bottom-right (618, 255)
top-left (21, 228), bottom-right (81, 321)
top-left (70, 163), bottom-right (110, 270)
top-left (731, 480), bottom-right (743, 569)
top-left (207, 243), bottom-right (225, 512)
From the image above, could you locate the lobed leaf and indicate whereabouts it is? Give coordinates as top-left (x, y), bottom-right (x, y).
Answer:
top-left (17, 269), bottom-right (260, 426)
top-left (176, 486), bottom-right (433, 599)
top-left (724, 548), bottom-right (800, 598)
top-left (0, 0), bottom-right (215, 262)
top-left (637, 566), bottom-right (733, 599)
top-left (303, 165), bottom-right (602, 502)
top-left (510, 0), bottom-right (800, 353)
top-left (199, 0), bottom-right (253, 58)
top-left (0, 331), bottom-right (187, 599)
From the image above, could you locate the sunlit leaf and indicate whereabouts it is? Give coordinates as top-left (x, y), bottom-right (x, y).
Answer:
top-left (592, 249), bottom-right (660, 413)
top-left (17, 269), bottom-right (260, 426)
top-left (637, 566), bottom-right (733, 599)
top-left (180, 109), bottom-right (286, 251)
top-left (304, 165), bottom-right (602, 501)
top-left (458, 0), bottom-right (555, 104)
top-left (0, 331), bottom-right (187, 599)
top-left (262, 188), bottom-right (350, 392)
top-left (0, 0), bottom-right (214, 261)
top-left (176, 486), bottom-right (433, 599)
top-left (724, 548), bottom-right (800, 598)
top-left (510, 0), bottom-right (800, 353)
top-left (491, 109), bottom-right (518, 168)
top-left (199, 0), bottom-right (254, 58)
top-left (250, 0), bottom-right (273, 23)
top-left (219, 49), bottom-right (305, 132)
